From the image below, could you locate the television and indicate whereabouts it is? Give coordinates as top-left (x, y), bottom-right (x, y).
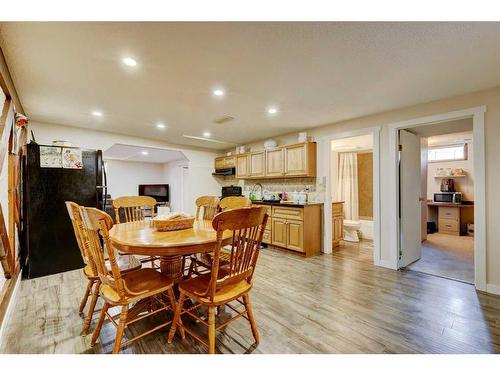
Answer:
top-left (138, 184), bottom-right (169, 203)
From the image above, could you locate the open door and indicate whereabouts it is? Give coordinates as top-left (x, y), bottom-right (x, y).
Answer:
top-left (399, 129), bottom-right (422, 267)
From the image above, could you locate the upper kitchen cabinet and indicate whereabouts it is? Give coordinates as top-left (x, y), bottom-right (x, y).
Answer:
top-left (249, 151), bottom-right (266, 178)
top-left (235, 154), bottom-right (249, 178)
top-left (266, 148), bottom-right (284, 177)
top-left (214, 155), bottom-right (235, 170)
top-left (284, 142), bottom-right (316, 177)
top-left (223, 142), bottom-right (317, 180)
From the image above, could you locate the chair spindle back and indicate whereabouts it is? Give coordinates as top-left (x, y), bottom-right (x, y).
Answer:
top-left (219, 196), bottom-right (252, 211)
top-left (195, 196), bottom-right (220, 220)
top-left (205, 207), bottom-right (268, 301)
top-left (112, 196), bottom-right (157, 223)
top-left (79, 207), bottom-right (126, 297)
top-left (65, 201), bottom-right (97, 274)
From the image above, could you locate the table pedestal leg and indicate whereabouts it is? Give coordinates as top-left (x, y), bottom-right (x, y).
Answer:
top-left (160, 255), bottom-right (184, 282)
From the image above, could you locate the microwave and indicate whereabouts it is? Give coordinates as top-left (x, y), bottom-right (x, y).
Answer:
top-left (434, 192), bottom-right (462, 204)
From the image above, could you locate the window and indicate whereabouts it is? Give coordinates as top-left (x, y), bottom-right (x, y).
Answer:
top-left (428, 144), bottom-right (468, 162)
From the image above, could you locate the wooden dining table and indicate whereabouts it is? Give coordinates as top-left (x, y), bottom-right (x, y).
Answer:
top-left (109, 219), bottom-right (233, 281)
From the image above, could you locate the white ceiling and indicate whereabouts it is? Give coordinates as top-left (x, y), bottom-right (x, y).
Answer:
top-left (331, 134), bottom-right (373, 151)
top-left (103, 144), bottom-right (187, 163)
top-left (428, 131), bottom-right (473, 147)
top-left (410, 118), bottom-right (473, 138)
top-left (2, 22), bottom-right (500, 150)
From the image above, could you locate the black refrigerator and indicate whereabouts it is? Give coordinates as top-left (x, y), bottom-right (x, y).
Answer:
top-left (21, 142), bottom-right (107, 279)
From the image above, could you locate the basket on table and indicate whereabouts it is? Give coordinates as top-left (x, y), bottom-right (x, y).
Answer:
top-left (152, 213), bottom-right (195, 232)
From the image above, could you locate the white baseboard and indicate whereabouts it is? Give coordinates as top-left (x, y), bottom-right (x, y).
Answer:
top-left (486, 283), bottom-right (500, 296)
top-left (0, 275), bottom-right (21, 350)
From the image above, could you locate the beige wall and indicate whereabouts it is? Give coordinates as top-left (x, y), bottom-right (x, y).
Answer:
top-left (231, 85), bottom-right (500, 288)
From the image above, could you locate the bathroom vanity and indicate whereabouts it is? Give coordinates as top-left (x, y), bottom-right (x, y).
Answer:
top-left (332, 201), bottom-right (344, 249)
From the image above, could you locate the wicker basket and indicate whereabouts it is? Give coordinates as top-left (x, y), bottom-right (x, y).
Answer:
top-left (152, 216), bottom-right (195, 232)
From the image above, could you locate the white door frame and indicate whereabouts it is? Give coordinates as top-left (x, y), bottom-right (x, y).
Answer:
top-left (387, 106), bottom-right (486, 291)
top-left (320, 127), bottom-right (382, 266)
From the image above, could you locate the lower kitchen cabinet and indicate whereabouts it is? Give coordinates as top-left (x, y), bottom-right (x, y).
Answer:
top-left (271, 218), bottom-right (287, 248)
top-left (254, 203), bottom-right (322, 257)
top-left (286, 220), bottom-right (304, 252)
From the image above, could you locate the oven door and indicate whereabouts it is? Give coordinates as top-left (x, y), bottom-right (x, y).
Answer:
top-left (434, 193), bottom-right (453, 203)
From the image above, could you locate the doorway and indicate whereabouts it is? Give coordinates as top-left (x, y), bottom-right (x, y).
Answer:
top-left (324, 128), bottom-right (381, 265)
top-left (388, 106), bottom-right (486, 290)
top-left (399, 120), bottom-right (475, 283)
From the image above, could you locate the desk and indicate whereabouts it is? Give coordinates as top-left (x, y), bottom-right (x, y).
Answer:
top-left (427, 202), bottom-right (474, 236)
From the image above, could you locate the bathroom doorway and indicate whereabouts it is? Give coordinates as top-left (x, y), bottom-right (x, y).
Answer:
top-left (328, 130), bottom-right (380, 264)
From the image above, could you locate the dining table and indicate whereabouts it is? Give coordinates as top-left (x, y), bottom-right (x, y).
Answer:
top-left (108, 219), bottom-right (233, 282)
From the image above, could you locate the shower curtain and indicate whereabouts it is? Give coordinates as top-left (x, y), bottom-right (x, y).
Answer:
top-left (337, 152), bottom-right (359, 220)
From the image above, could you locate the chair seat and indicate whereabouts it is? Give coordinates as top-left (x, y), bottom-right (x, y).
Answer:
top-left (179, 273), bottom-right (252, 305)
top-left (100, 268), bottom-right (174, 304)
top-left (199, 248), bottom-right (231, 267)
top-left (83, 255), bottom-right (142, 278)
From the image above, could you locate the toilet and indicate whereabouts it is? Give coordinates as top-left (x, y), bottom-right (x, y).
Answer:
top-left (343, 220), bottom-right (361, 242)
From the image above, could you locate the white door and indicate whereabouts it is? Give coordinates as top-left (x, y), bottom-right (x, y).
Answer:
top-left (420, 137), bottom-right (428, 242)
top-left (399, 129), bottom-right (422, 267)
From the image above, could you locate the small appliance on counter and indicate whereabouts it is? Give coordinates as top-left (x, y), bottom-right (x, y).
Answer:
top-left (221, 185), bottom-right (243, 198)
top-left (434, 192), bottom-right (462, 204)
top-left (440, 178), bottom-right (455, 192)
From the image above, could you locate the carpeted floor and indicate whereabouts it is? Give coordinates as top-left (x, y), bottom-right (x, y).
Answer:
top-left (407, 233), bottom-right (474, 283)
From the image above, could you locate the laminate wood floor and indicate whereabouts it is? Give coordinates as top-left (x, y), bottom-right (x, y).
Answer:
top-left (1, 240), bottom-right (500, 354)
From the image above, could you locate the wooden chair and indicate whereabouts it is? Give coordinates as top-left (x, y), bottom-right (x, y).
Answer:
top-left (65, 201), bottom-right (141, 336)
top-left (112, 196), bottom-right (159, 268)
top-left (168, 206), bottom-right (268, 354)
top-left (80, 206), bottom-right (178, 354)
top-left (219, 196), bottom-right (252, 211)
top-left (195, 196), bottom-right (220, 220)
top-left (187, 196), bottom-right (221, 276)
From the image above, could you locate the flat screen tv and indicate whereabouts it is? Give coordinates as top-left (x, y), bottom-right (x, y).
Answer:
top-left (138, 184), bottom-right (169, 203)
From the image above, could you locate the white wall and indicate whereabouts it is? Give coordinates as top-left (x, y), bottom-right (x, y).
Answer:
top-left (426, 139), bottom-right (474, 201)
top-left (105, 160), bottom-right (166, 198)
top-left (31, 121), bottom-right (222, 217)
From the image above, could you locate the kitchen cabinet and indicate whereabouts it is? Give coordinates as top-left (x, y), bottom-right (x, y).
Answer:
top-left (271, 218), bottom-right (287, 248)
top-left (214, 156), bottom-right (235, 170)
top-left (284, 142), bottom-right (316, 177)
top-left (249, 151), bottom-right (265, 177)
top-left (265, 148), bottom-right (284, 177)
top-left (286, 220), bottom-right (304, 252)
top-left (332, 201), bottom-right (344, 249)
top-left (259, 204), bottom-right (321, 256)
top-left (215, 142), bottom-right (316, 180)
top-left (235, 154), bottom-right (249, 178)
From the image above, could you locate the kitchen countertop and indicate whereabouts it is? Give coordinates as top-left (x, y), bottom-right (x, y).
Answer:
top-left (426, 201), bottom-right (474, 207)
top-left (251, 200), bottom-right (324, 208)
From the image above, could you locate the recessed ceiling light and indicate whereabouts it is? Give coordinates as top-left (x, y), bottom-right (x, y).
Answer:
top-left (213, 89), bottom-right (224, 97)
top-left (92, 110), bottom-right (103, 117)
top-left (122, 57), bottom-right (137, 67)
top-left (203, 132), bottom-right (211, 137)
top-left (156, 123), bottom-right (166, 129)
top-left (267, 107), bottom-right (278, 115)
top-left (141, 150), bottom-right (149, 156)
